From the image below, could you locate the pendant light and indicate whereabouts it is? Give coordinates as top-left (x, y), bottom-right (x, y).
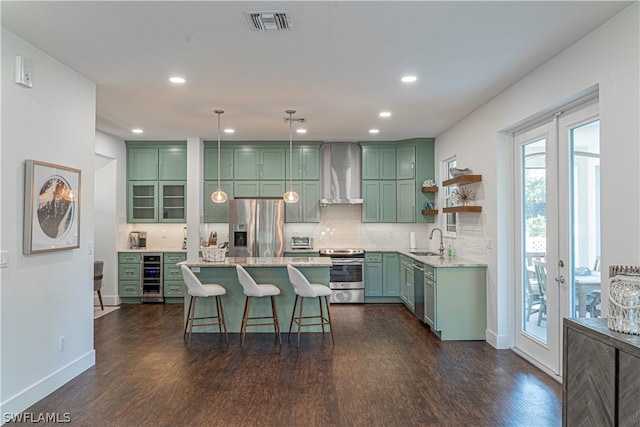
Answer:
top-left (210, 109), bottom-right (228, 203)
top-left (283, 109), bottom-right (300, 204)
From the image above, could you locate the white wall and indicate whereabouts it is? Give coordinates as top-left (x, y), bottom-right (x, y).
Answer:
top-left (434, 4), bottom-right (639, 348)
top-left (95, 130), bottom-right (126, 305)
top-left (1, 29), bottom-right (97, 416)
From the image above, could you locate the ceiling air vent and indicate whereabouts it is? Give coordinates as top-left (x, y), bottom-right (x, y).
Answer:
top-left (244, 12), bottom-right (293, 31)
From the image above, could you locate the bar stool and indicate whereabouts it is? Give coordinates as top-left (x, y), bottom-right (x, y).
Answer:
top-left (181, 265), bottom-right (228, 347)
top-left (286, 265), bottom-right (334, 348)
top-left (235, 265), bottom-right (282, 347)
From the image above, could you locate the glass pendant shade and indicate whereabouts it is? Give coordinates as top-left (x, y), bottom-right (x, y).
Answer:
top-left (211, 188), bottom-right (228, 203)
top-left (284, 109), bottom-right (300, 204)
top-left (211, 109), bottom-right (228, 204)
top-left (283, 190), bottom-right (299, 203)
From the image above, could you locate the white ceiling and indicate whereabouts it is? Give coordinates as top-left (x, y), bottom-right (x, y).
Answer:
top-left (1, 1), bottom-right (631, 142)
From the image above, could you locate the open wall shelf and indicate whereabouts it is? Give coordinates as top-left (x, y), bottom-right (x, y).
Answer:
top-left (421, 209), bottom-right (438, 215)
top-left (442, 174), bottom-right (482, 187)
top-left (442, 206), bottom-right (482, 213)
top-left (421, 186), bottom-right (438, 193)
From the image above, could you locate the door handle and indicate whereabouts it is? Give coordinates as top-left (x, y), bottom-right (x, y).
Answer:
top-left (555, 275), bottom-right (565, 284)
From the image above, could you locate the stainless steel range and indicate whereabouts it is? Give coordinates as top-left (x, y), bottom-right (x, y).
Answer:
top-left (319, 249), bottom-right (365, 303)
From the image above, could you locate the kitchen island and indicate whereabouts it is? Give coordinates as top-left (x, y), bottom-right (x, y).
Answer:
top-left (178, 256), bottom-right (332, 333)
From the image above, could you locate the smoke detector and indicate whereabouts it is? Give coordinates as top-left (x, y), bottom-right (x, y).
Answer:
top-left (244, 11), bottom-right (293, 31)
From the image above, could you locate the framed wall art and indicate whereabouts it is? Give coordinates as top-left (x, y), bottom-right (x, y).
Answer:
top-left (23, 160), bottom-right (81, 254)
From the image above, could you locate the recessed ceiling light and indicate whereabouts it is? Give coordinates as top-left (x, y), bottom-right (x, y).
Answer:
top-left (169, 76), bottom-right (186, 84)
top-left (369, 129), bottom-right (380, 134)
top-left (401, 75), bottom-right (417, 83)
top-left (296, 129), bottom-right (307, 134)
top-left (132, 128), bottom-right (143, 134)
top-left (379, 111), bottom-right (392, 118)
top-left (224, 128), bottom-right (235, 134)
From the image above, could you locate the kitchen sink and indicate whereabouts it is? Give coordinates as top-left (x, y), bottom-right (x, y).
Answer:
top-left (409, 251), bottom-right (441, 256)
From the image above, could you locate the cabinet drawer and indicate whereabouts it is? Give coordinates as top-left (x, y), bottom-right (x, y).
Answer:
top-left (119, 281), bottom-right (141, 297)
top-left (119, 264), bottom-right (140, 280)
top-left (365, 253), bottom-right (383, 263)
top-left (164, 281), bottom-right (185, 297)
top-left (164, 252), bottom-right (187, 264)
top-left (118, 252), bottom-right (141, 264)
top-left (164, 266), bottom-right (183, 281)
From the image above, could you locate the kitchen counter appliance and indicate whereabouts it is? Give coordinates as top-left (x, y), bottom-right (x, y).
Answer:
top-left (320, 249), bottom-right (365, 303)
top-left (229, 198), bottom-right (285, 257)
top-left (291, 236), bottom-right (314, 249)
top-left (129, 231), bottom-right (147, 249)
top-left (141, 252), bottom-right (163, 302)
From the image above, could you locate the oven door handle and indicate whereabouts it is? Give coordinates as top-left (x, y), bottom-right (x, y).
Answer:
top-left (331, 258), bottom-right (364, 265)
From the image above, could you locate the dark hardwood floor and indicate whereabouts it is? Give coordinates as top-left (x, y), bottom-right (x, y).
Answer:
top-left (21, 304), bottom-right (561, 426)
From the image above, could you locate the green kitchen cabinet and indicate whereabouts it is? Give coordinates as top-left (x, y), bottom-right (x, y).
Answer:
top-left (424, 265), bottom-right (486, 341)
top-left (126, 142), bottom-right (187, 223)
top-left (365, 253), bottom-right (384, 296)
top-left (164, 252), bottom-right (186, 303)
top-left (204, 147), bottom-right (234, 181)
top-left (234, 147), bottom-right (286, 180)
top-left (365, 252), bottom-right (399, 298)
top-left (362, 145), bottom-right (396, 180)
top-left (203, 180), bottom-right (233, 223)
top-left (285, 181), bottom-right (320, 223)
top-left (128, 147), bottom-right (159, 180)
top-left (234, 180), bottom-right (286, 198)
top-left (397, 180), bottom-right (416, 223)
top-left (127, 182), bottom-right (158, 223)
top-left (159, 147), bottom-right (187, 180)
top-left (383, 253), bottom-right (400, 296)
top-left (118, 252), bottom-right (141, 303)
top-left (287, 145), bottom-right (321, 180)
top-left (127, 144), bottom-right (187, 181)
top-left (396, 145), bottom-right (415, 180)
top-left (127, 181), bottom-right (186, 223)
top-left (159, 181), bottom-right (187, 222)
top-left (362, 180), bottom-right (397, 223)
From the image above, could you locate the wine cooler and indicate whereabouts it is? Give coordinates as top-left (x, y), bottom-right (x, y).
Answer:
top-left (141, 253), bottom-right (163, 302)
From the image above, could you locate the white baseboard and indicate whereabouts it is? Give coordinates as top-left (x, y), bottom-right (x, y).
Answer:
top-left (94, 294), bottom-right (121, 306)
top-left (485, 329), bottom-right (511, 349)
top-left (0, 351), bottom-right (95, 424)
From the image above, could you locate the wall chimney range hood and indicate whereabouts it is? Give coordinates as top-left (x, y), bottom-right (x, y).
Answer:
top-left (320, 142), bottom-right (363, 205)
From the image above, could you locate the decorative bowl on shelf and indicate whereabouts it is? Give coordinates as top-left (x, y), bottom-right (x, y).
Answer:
top-left (449, 167), bottom-right (472, 177)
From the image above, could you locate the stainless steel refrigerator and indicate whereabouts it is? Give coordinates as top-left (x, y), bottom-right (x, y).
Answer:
top-left (228, 198), bottom-right (285, 257)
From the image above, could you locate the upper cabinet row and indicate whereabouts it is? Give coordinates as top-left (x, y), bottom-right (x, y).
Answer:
top-left (203, 144), bottom-right (321, 181)
top-left (360, 138), bottom-right (435, 224)
top-left (125, 139), bottom-right (436, 224)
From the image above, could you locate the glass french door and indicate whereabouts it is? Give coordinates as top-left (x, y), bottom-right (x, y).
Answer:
top-left (514, 100), bottom-right (600, 376)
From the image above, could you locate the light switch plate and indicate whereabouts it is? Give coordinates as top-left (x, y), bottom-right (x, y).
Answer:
top-left (0, 250), bottom-right (8, 268)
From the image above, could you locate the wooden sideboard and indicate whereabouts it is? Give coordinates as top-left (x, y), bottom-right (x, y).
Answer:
top-left (563, 318), bottom-right (640, 426)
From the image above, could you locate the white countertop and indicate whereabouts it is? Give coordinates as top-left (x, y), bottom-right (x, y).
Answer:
top-left (120, 248), bottom-right (485, 268)
top-left (178, 256), bottom-right (332, 268)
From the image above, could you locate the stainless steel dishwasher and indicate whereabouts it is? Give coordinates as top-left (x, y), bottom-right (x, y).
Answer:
top-left (413, 261), bottom-right (425, 322)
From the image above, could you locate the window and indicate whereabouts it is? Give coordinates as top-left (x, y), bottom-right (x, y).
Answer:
top-left (442, 157), bottom-right (457, 237)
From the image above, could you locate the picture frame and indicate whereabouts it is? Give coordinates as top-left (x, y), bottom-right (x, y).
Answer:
top-left (23, 160), bottom-right (81, 254)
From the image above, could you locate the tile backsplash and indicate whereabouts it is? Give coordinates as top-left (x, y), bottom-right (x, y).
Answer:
top-left (118, 205), bottom-right (486, 262)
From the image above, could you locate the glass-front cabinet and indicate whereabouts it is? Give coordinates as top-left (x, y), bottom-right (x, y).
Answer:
top-left (126, 142), bottom-right (187, 223)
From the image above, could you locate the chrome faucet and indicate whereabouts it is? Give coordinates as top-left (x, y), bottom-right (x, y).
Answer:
top-left (429, 227), bottom-right (445, 260)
